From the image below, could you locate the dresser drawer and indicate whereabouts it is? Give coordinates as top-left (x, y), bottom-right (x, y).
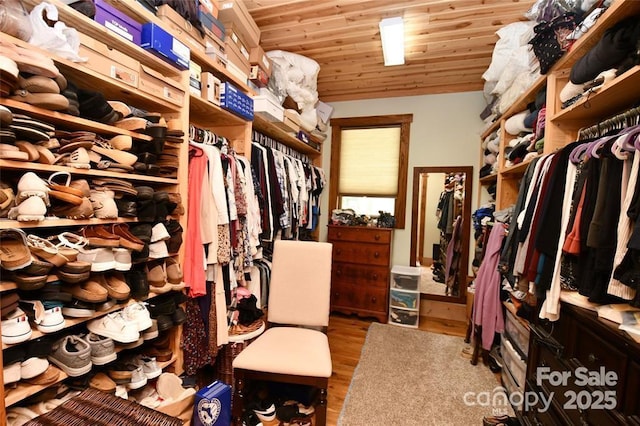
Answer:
top-left (505, 307), bottom-right (529, 359)
top-left (332, 263), bottom-right (388, 288)
top-left (328, 226), bottom-right (391, 244)
top-left (332, 242), bottom-right (390, 266)
top-left (331, 282), bottom-right (387, 312)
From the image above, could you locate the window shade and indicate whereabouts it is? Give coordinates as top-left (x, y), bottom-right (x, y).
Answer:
top-left (339, 127), bottom-right (400, 196)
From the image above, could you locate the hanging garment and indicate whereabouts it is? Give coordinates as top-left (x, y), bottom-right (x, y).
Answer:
top-left (185, 147), bottom-right (207, 297)
top-left (472, 222), bottom-right (507, 350)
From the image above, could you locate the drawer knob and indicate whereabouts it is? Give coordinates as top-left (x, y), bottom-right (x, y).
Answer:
top-left (337, 232), bottom-right (342, 238)
top-left (336, 269), bottom-right (342, 276)
top-left (374, 234), bottom-right (380, 241)
top-left (371, 296), bottom-right (377, 303)
top-left (373, 251), bottom-right (380, 258)
top-left (334, 292), bottom-right (340, 298)
top-left (587, 353), bottom-right (598, 363)
top-left (336, 248), bottom-right (342, 255)
top-left (372, 273), bottom-right (378, 280)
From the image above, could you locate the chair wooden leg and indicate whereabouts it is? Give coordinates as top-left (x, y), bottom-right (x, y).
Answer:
top-left (315, 387), bottom-right (327, 426)
top-left (232, 370), bottom-right (245, 426)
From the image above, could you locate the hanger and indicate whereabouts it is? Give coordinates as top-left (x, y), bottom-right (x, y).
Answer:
top-left (569, 142), bottom-right (592, 164)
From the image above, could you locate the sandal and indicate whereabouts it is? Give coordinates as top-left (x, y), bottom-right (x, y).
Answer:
top-left (26, 234), bottom-right (69, 267)
top-left (54, 147), bottom-right (91, 169)
top-left (0, 228), bottom-right (32, 270)
top-left (0, 183), bottom-right (15, 217)
top-left (47, 171), bottom-right (84, 205)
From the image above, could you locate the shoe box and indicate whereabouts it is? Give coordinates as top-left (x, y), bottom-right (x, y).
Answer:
top-left (504, 307), bottom-right (530, 356)
top-left (217, 0), bottom-right (261, 48)
top-left (253, 95), bottom-right (284, 122)
top-left (77, 32), bottom-right (139, 89)
top-left (156, 4), bottom-right (207, 54)
top-left (138, 65), bottom-right (185, 108)
top-left (249, 45), bottom-right (272, 78)
top-left (192, 380), bottom-right (231, 426)
top-left (500, 336), bottom-right (526, 390)
top-left (141, 23), bottom-right (191, 70)
top-left (94, 0), bottom-right (142, 45)
top-left (272, 108), bottom-right (301, 133)
top-left (220, 81), bottom-right (253, 120)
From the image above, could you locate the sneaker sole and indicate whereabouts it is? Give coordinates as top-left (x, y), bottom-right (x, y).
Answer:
top-left (91, 260), bottom-right (116, 272)
top-left (62, 307), bottom-right (95, 318)
top-left (48, 356), bottom-right (92, 377)
top-left (92, 352), bottom-right (118, 366)
top-left (115, 261), bottom-right (132, 271)
top-left (143, 369), bottom-right (161, 380)
top-left (17, 214), bottom-right (45, 221)
top-left (2, 329), bottom-right (33, 345)
top-left (36, 320), bottom-right (65, 334)
top-left (127, 376), bottom-right (147, 390)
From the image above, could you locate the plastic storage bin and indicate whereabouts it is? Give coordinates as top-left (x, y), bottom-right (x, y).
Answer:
top-left (390, 288), bottom-right (418, 309)
top-left (504, 307), bottom-right (530, 358)
top-left (391, 265), bottom-right (421, 290)
top-left (389, 307), bottom-right (419, 328)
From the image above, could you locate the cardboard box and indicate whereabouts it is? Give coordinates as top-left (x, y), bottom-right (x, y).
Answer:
top-left (138, 65), bottom-right (185, 107)
top-left (224, 37), bottom-right (250, 75)
top-left (249, 45), bottom-right (272, 76)
top-left (249, 65), bottom-right (269, 87)
top-left (78, 32), bottom-right (139, 88)
top-left (189, 61), bottom-right (202, 96)
top-left (156, 5), bottom-right (206, 53)
top-left (205, 45), bottom-right (228, 68)
top-left (228, 29), bottom-right (250, 61)
top-left (217, 0), bottom-right (260, 47)
top-left (199, 0), bottom-right (219, 18)
top-left (192, 381), bottom-right (231, 426)
top-left (284, 108), bottom-right (301, 126)
top-left (94, 0), bottom-right (142, 44)
top-left (141, 22), bottom-right (191, 70)
top-left (201, 72), bottom-right (221, 105)
top-left (220, 81), bottom-right (253, 120)
top-left (316, 100), bottom-right (334, 124)
top-left (254, 95), bottom-right (284, 122)
top-left (273, 116), bottom-right (299, 133)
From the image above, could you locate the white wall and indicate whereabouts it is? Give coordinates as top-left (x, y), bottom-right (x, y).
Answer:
top-left (319, 91), bottom-right (486, 268)
top-left (423, 172), bottom-right (446, 261)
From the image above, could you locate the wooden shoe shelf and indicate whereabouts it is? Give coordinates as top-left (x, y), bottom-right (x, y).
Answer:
top-left (1, 0), bottom-right (324, 419)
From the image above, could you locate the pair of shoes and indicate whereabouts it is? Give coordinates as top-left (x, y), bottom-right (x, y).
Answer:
top-left (87, 311), bottom-right (139, 343)
top-left (48, 334), bottom-right (92, 377)
top-left (7, 172), bottom-right (49, 222)
top-left (147, 258), bottom-right (184, 293)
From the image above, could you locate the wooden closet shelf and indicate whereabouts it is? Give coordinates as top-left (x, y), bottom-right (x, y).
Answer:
top-left (550, 65), bottom-right (640, 124)
top-left (501, 156), bottom-right (540, 176)
top-left (1, 99), bottom-right (153, 142)
top-left (20, 0), bottom-right (181, 78)
top-left (0, 217), bottom-right (139, 231)
top-left (0, 160), bottom-right (178, 185)
top-left (479, 173), bottom-right (498, 185)
top-left (189, 95), bottom-right (248, 127)
top-left (5, 367), bottom-right (68, 408)
top-left (252, 115), bottom-right (322, 156)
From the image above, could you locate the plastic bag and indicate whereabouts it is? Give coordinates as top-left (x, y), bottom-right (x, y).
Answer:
top-left (0, 0), bottom-right (32, 41)
top-left (28, 2), bottom-right (85, 62)
top-left (525, 0), bottom-right (583, 22)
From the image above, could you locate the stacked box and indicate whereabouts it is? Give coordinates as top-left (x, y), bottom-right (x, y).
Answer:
top-left (220, 82), bottom-right (253, 120)
top-left (140, 23), bottom-right (190, 70)
top-left (94, 0), bottom-right (142, 44)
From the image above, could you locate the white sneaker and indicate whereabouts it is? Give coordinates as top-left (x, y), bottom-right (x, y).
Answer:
top-left (127, 365), bottom-right (147, 390)
top-left (2, 308), bottom-right (32, 345)
top-left (3, 362), bottom-right (21, 385)
top-left (132, 354), bottom-right (161, 380)
top-left (150, 223), bottom-right (170, 243)
top-left (77, 247), bottom-right (115, 272)
top-left (20, 357), bottom-right (49, 379)
top-left (90, 189), bottom-right (118, 219)
top-left (113, 247), bottom-right (132, 271)
top-left (87, 312), bottom-right (139, 343)
top-left (115, 385), bottom-right (128, 399)
top-left (16, 172), bottom-right (50, 205)
top-left (122, 301), bottom-right (152, 331)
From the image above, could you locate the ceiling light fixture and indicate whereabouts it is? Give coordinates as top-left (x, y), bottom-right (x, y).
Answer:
top-left (379, 16), bottom-right (405, 66)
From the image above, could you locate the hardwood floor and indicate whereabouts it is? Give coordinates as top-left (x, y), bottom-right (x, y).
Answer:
top-left (326, 313), bottom-right (467, 425)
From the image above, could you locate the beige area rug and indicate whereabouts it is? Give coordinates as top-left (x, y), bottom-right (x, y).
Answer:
top-left (338, 323), bottom-right (511, 426)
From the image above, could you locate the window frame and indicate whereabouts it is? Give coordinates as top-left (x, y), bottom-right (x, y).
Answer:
top-left (329, 114), bottom-right (413, 229)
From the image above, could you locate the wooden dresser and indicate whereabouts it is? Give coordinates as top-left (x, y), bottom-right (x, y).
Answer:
top-left (524, 303), bottom-right (640, 425)
top-left (327, 225), bottom-right (393, 322)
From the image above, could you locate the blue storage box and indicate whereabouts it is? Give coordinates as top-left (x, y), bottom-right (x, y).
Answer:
top-left (94, 0), bottom-right (142, 44)
top-left (192, 380), bottom-right (231, 426)
top-left (220, 81), bottom-right (253, 120)
top-left (140, 22), bottom-right (190, 70)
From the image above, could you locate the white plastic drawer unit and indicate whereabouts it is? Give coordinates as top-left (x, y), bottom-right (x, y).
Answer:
top-left (504, 307), bottom-right (530, 358)
top-left (501, 337), bottom-right (526, 389)
top-left (390, 265), bottom-right (420, 290)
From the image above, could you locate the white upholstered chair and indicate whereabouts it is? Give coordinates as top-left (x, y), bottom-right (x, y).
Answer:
top-left (232, 239), bottom-right (333, 425)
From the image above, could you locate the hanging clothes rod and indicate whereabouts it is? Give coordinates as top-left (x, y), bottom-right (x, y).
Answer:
top-left (578, 105), bottom-right (640, 141)
top-left (252, 129), bottom-right (310, 163)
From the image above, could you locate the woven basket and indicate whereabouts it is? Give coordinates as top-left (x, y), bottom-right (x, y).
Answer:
top-left (24, 388), bottom-right (183, 426)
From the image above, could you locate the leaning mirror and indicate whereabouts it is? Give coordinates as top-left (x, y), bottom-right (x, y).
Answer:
top-left (409, 166), bottom-right (473, 304)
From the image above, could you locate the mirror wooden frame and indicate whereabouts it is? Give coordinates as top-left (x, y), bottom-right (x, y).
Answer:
top-left (409, 166), bottom-right (473, 304)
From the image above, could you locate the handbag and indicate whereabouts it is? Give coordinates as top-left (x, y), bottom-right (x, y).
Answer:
top-left (530, 12), bottom-right (578, 74)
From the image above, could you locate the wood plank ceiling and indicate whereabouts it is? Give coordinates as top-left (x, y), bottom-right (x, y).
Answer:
top-left (245, 0), bottom-right (536, 102)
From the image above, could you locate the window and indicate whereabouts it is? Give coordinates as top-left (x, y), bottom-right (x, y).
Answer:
top-left (329, 114), bottom-right (412, 228)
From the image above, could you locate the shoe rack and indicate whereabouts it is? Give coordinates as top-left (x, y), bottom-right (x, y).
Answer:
top-left (1, 0), bottom-right (324, 419)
